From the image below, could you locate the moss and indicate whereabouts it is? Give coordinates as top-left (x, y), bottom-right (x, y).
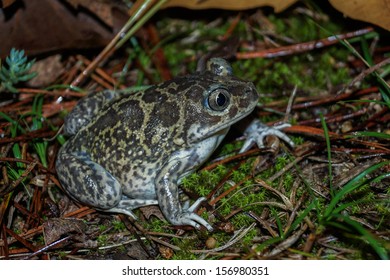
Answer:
top-left (97, 234), bottom-right (109, 247)
top-left (182, 167), bottom-right (229, 195)
top-left (98, 224), bottom-right (108, 232)
top-left (241, 228), bottom-right (258, 247)
top-left (112, 220), bottom-right (126, 232)
top-left (143, 216), bottom-right (170, 233)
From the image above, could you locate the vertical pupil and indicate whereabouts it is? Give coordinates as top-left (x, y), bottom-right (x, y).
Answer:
top-left (216, 93), bottom-right (226, 106)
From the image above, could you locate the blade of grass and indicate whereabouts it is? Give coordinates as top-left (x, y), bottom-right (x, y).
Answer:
top-left (342, 39), bottom-right (390, 107)
top-left (256, 236), bottom-right (283, 253)
top-left (346, 131), bottom-right (390, 140)
top-left (271, 207), bottom-right (284, 238)
top-left (116, 0), bottom-right (168, 50)
top-left (380, 64), bottom-right (390, 78)
top-left (331, 197), bottom-right (387, 217)
top-left (286, 198), bottom-right (317, 236)
top-left (30, 95), bottom-right (48, 167)
top-left (379, 86), bottom-right (390, 108)
top-left (360, 35), bottom-right (374, 66)
top-left (0, 112), bottom-right (25, 170)
top-left (70, 0), bottom-right (168, 88)
top-left (358, 34), bottom-right (390, 108)
top-left (325, 220), bottom-right (356, 232)
top-left (333, 214), bottom-right (388, 260)
top-left (320, 114), bottom-right (333, 197)
top-left (315, 22), bottom-right (390, 108)
top-left (323, 160), bottom-right (390, 219)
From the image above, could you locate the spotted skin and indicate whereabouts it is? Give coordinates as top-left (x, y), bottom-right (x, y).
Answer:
top-left (56, 58), bottom-right (262, 231)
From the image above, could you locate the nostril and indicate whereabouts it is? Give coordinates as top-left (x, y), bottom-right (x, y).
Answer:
top-left (245, 87), bottom-right (259, 99)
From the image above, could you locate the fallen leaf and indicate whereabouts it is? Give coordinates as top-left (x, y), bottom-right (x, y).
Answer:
top-left (43, 217), bottom-right (86, 245)
top-left (164, 0), bottom-right (390, 31)
top-left (127, 243), bottom-right (152, 260)
top-left (26, 55), bottom-right (64, 87)
top-left (158, 245), bottom-right (174, 259)
top-left (0, 0), bottom-right (15, 8)
top-left (139, 205), bottom-right (165, 221)
top-left (329, 0), bottom-right (390, 31)
top-left (2, 0), bottom-right (388, 60)
top-left (0, 0), bottom-right (115, 58)
top-left (65, 0), bottom-right (128, 28)
top-left (163, 0), bottom-right (298, 12)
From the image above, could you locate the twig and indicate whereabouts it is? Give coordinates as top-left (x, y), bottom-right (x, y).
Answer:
top-left (246, 211), bottom-right (278, 237)
top-left (236, 27), bottom-right (374, 59)
top-left (268, 156), bottom-right (303, 182)
top-left (69, 0), bottom-right (167, 88)
top-left (191, 223), bottom-right (257, 253)
top-left (262, 224), bottom-right (308, 257)
top-left (347, 57), bottom-right (390, 88)
top-left (24, 236), bottom-right (71, 260)
top-left (255, 179), bottom-right (294, 210)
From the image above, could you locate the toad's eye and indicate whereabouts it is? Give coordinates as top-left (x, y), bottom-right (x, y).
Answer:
top-left (207, 88), bottom-right (231, 111)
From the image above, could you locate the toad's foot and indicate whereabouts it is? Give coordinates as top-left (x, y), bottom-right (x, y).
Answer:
top-left (240, 119), bottom-right (294, 153)
top-left (172, 211), bottom-right (213, 231)
top-left (172, 213), bottom-right (213, 232)
top-left (168, 198), bottom-right (213, 231)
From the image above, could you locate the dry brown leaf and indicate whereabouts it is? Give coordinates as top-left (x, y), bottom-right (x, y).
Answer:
top-left (139, 205), bottom-right (165, 221)
top-left (65, 0), bottom-right (128, 27)
top-left (0, 0), bottom-right (115, 58)
top-left (0, 0), bottom-right (16, 8)
top-left (43, 218), bottom-right (86, 244)
top-left (163, 0), bottom-right (298, 12)
top-left (329, 0), bottom-right (390, 31)
top-left (67, 0), bottom-right (115, 27)
top-left (26, 55), bottom-right (64, 87)
top-left (165, 0), bottom-right (390, 31)
top-left (2, 0), bottom-right (388, 59)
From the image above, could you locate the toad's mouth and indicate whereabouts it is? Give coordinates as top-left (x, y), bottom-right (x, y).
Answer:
top-left (188, 104), bottom-right (256, 144)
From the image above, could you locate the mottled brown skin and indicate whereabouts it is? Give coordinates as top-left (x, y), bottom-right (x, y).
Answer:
top-left (56, 58), bottom-right (260, 230)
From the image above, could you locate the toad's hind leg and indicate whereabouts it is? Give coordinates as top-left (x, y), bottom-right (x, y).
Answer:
top-left (56, 151), bottom-right (157, 219)
top-left (107, 198), bottom-right (158, 218)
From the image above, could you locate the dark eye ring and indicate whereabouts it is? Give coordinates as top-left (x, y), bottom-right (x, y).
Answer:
top-left (207, 88), bottom-right (230, 111)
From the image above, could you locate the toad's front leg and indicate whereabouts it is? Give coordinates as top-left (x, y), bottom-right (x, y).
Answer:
top-left (155, 160), bottom-right (213, 231)
top-left (240, 119), bottom-right (295, 153)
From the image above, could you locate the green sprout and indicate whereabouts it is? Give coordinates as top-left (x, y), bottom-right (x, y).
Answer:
top-left (0, 48), bottom-right (37, 93)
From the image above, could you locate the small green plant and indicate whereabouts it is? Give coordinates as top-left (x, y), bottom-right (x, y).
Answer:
top-left (30, 95), bottom-right (49, 167)
top-left (97, 234), bottom-right (109, 247)
top-left (112, 220), bottom-right (126, 231)
top-left (0, 48), bottom-right (37, 93)
top-left (319, 160), bottom-right (390, 259)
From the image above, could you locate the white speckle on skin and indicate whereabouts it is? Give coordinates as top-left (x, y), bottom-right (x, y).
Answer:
top-left (173, 138), bottom-right (185, 146)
